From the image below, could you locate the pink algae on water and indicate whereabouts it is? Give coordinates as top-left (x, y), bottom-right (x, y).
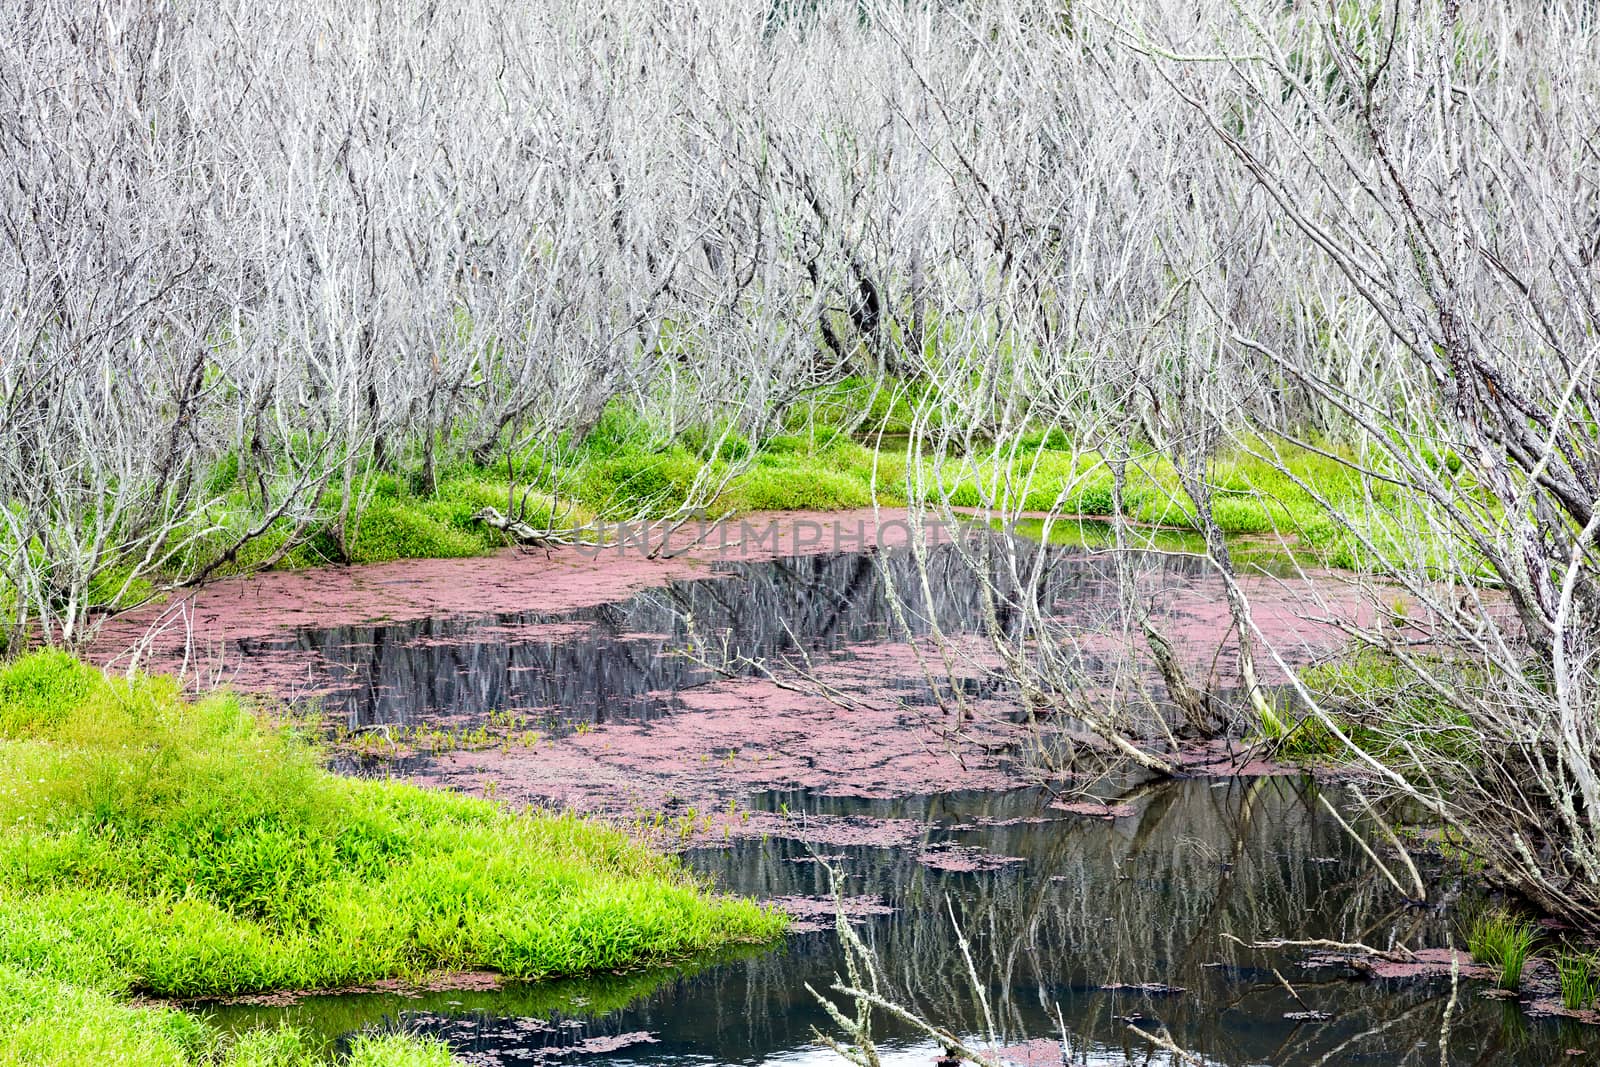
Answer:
top-left (91, 509), bottom-right (1368, 827)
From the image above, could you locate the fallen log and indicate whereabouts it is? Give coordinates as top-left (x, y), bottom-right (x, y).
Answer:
top-left (470, 506), bottom-right (561, 547)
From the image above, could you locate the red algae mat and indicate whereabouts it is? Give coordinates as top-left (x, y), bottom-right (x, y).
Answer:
top-left (89, 509), bottom-right (1373, 829)
top-left (94, 510), bottom-right (931, 678)
top-left (417, 645), bottom-right (1035, 829)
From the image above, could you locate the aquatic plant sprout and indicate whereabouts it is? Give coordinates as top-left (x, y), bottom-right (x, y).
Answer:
top-left (1559, 954), bottom-right (1600, 1013)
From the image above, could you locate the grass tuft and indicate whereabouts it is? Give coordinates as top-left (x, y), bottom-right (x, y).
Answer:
top-left (0, 963), bottom-right (458, 1066)
top-left (0, 649), bottom-right (99, 737)
top-left (345, 1033), bottom-right (458, 1067)
top-left (0, 653), bottom-right (783, 997)
top-left (1557, 953), bottom-right (1599, 1012)
top-left (0, 651), bottom-right (784, 1064)
top-left (1467, 909), bottom-right (1540, 990)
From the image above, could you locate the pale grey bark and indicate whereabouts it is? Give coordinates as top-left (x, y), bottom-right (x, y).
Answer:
top-left (3, 0), bottom-right (1598, 925)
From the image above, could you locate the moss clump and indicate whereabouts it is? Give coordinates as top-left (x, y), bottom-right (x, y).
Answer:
top-left (730, 462), bottom-right (874, 511)
top-left (0, 649), bottom-right (98, 736)
top-left (1273, 651), bottom-right (1478, 764)
top-left (0, 651), bottom-right (784, 1064)
top-left (344, 501), bottom-right (487, 563)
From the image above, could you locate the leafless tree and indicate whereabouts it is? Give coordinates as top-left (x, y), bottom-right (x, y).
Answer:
top-left (4, 0), bottom-right (1598, 927)
top-left (880, 0), bottom-right (1600, 926)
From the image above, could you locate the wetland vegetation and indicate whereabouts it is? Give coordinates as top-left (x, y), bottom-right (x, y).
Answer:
top-left (0, 651), bottom-right (780, 1060)
top-left (4, 0), bottom-right (1600, 1062)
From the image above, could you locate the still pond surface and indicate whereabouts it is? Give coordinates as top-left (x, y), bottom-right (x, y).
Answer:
top-left (207, 544), bottom-right (1598, 1066)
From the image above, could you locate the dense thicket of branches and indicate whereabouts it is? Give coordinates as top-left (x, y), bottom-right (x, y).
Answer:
top-left (0, 0), bottom-right (1411, 643)
top-left (3, 0), bottom-right (1599, 923)
top-left (881, 1), bottom-right (1600, 927)
top-left (0, 0), bottom-right (932, 645)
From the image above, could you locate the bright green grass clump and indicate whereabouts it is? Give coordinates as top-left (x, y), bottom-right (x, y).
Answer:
top-left (0, 959), bottom-right (464, 1067)
top-left (1558, 953), bottom-right (1599, 1012)
top-left (0, 651), bottom-right (783, 1064)
top-left (0, 964), bottom-right (209, 1067)
top-left (0, 652), bottom-right (783, 997)
top-left (175, 387), bottom-right (1422, 582)
top-left (168, 402), bottom-right (1439, 590)
top-left (1467, 909), bottom-right (1540, 990)
top-left (0, 963), bottom-right (458, 1067)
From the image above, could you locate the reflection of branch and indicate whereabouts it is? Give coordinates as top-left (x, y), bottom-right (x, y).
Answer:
top-left (1437, 939), bottom-right (1459, 1067)
top-left (1315, 792), bottom-right (1417, 901)
top-left (1125, 1023), bottom-right (1206, 1065)
top-left (1308, 998), bottom-right (1441, 1067)
top-left (826, 984), bottom-right (1002, 1067)
top-left (1347, 784), bottom-right (1428, 901)
top-left (1221, 932), bottom-right (1415, 959)
top-left (1181, 777), bottom-right (1266, 965)
top-left (1273, 967), bottom-right (1309, 1010)
top-left (671, 620), bottom-right (886, 715)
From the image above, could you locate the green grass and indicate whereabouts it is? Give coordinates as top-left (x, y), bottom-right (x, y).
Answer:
top-left (1261, 649), bottom-right (1478, 764)
top-left (788, 375), bottom-right (928, 436)
top-left (0, 965), bottom-right (208, 1067)
top-left (102, 398), bottom-right (1448, 604)
top-left (182, 429), bottom-right (909, 579)
top-left (0, 650), bottom-right (784, 1063)
top-left (340, 1035), bottom-right (458, 1067)
top-left (337, 432), bottom-right (1385, 572)
top-left (0, 963), bottom-right (457, 1066)
top-left (1467, 909), bottom-right (1540, 990)
top-left (923, 435), bottom-right (1421, 561)
top-left (1558, 953), bottom-right (1599, 1012)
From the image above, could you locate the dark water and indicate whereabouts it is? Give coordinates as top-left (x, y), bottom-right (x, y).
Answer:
top-left (205, 781), bottom-right (1598, 1065)
top-left (213, 546), bottom-right (1599, 1065)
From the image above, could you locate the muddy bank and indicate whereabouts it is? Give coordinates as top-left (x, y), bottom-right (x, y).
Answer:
top-left (187, 972), bottom-right (508, 1009)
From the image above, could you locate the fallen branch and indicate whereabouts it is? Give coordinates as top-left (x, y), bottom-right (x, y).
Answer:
top-left (1221, 933), bottom-right (1417, 960)
top-left (470, 506), bottom-right (604, 549)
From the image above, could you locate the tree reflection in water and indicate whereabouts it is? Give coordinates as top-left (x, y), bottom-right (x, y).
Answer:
top-left (207, 779), bottom-right (1596, 1065)
top-left (218, 545), bottom-right (1599, 1064)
